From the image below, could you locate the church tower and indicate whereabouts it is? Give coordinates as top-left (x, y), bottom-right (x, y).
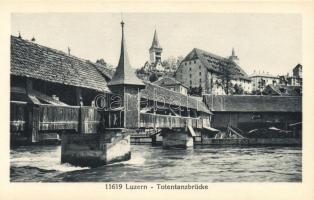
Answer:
top-left (149, 30), bottom-right (163, 64)
top-left (229, 47), bottom-right (239, 65)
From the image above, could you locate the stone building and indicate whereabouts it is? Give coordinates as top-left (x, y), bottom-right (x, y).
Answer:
top-left (251, 64), bottom-right (303, 92)
top-left (142, 30), bottom-right (165, 73)
top-left (293, 64), bottom-right (302, 79)
top-left (250, 71), bottom-right (280, 91)
top-left (279, 64), bottom-right (303, 86)
top-left (175, 48), bottom-right (251, 95)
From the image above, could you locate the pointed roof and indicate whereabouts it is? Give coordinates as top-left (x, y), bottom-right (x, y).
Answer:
top-left (232, 47), bottom-right (235, 56)
top-left (149, 30), bottom-right (162, 50)
top-left (108, 21), bottom-right (144, 86)
top-left (179, 48), bottom-right (250, 81)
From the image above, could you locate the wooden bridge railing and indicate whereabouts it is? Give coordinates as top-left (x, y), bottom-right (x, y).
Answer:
top-left (139, 113), bottom-right (203, 129)
top-left (11, 101), bottom-right (208, 143)
top-left (39, 104), bottom-right (80, 132)
top-left (10, 101), bottom-right (104, 142)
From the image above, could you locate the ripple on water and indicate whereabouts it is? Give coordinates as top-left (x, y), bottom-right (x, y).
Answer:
top-left (10, 145), bottom-right (302, 182)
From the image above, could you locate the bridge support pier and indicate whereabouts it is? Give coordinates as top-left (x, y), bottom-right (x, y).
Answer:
top-left (61, 129), bottom-right (131, 167)
top-left (162, 128), bottom-right (194, 149)
top-left (151, 132), bottom-right (162, 146)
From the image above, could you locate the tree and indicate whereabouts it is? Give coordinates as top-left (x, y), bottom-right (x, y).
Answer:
top-left (233, 84), bottom-right (244, 95)
top-left (252, 89), bottom-right (262, 95)
top-left (216, 60), bottom-right (238, 95)
top-left (188, 85), bottom-right (203, 96)
top-left (96, 58), bottom-right (107, 66)
top-left (176, 56), bottom-right (184, 67)
top-left (162, 56), bottom-right (184, 72)
top-left (149, 73), bottom-right (159, 82)
top-left (96, 58), bottom-right (116, 70)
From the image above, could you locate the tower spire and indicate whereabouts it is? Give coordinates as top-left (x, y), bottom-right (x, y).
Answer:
top-left (150, 29), bottom-right (162, 50)
top-left (149, 29), bottom-right (163, 64)
top-left (108, 20), bottom-right (144, 86)
top-left (229, 47), bottom-right (239, 64)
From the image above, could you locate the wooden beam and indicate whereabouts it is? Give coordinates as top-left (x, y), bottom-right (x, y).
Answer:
top-left (76, 87), bottom-right (83, 106)
top-left (26, 104), bottom-right (40, 143)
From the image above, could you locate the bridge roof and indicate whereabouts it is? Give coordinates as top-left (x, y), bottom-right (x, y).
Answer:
top-left (108, 21), bottom-right (145, 86)
top-left (141, 83), bottom-right (212, 114)
top-left (203, 95), bottom-right (302, 112)
top-left (11, 36), bottom-right (112, 92)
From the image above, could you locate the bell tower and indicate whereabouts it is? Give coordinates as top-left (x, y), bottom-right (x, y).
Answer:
top-left (229, 47), bottom-right (239, 65)
top-left (149, 30), bottom-right (163, 64)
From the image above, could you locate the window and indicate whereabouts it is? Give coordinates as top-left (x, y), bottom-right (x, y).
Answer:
top-left (190, 74), bottom-right (192, 78)
top-left (199, 72), bottom-right (201, 76)
top-left (190, 68), bottom-right (191, 71)
top-left (199, 65), bottom-right (201, 69)
top-left (190, 80), bottom-right (192, 85)
top-left (189, 61), bottom-right (191, 65)
top-left (185, 62), bottom-right (187, 66)
top-left (200, 79), bottom-right (202, 83)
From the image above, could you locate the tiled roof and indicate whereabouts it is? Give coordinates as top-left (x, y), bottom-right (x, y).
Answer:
top-left (180, 48), bottom-right (251, 81)
top-left (141, 82), bottom-right (212, 114)
top-left (11, 36), bottom-right (111, 92)
top-left (88, 61), bottom-right (115, 80)
top-left (154, 77), bottom-right (188, 88)
top-left (203, 95), bottom-right (301, 112)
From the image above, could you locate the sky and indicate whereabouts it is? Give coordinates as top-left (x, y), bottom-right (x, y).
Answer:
top-left (11, 13), bottom-right (302, 75)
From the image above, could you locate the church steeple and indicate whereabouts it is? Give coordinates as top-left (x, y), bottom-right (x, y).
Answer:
top-left (149, 29), bottom-right (163, 63)
top-left (150, 30), bottom-right (162, 50)
top-left (229, 47), bottom-right (239, 64)
top-left (108, 20), bottom-right (144, 86)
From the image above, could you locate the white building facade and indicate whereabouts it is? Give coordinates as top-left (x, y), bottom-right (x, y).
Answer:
top-left (175, 48), bottom-right (251, 95)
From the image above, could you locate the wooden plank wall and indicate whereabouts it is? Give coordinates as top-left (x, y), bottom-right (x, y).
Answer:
top-left (39, 104), bottom-right (80, 132)
top-left (139, 113), bottom-right (203, 129)
top-left (80, 106), bottom-right (102, 134)
top-left (10, 102), bottom-right (104, 142)
top-left (10, 101), bottom-right (27, 132)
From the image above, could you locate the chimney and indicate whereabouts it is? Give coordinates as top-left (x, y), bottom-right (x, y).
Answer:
top-left (18, 32), bottom-right (21, 39)
top-left (68, 46), bottom-right (71, 55)
top-left (31, 36), bottom-right (35, 42)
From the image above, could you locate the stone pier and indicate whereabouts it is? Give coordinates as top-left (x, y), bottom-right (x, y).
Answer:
top-left (161, 128), bottom-right (194, 148)
top-left (61, 129), bottom-right (131, 167)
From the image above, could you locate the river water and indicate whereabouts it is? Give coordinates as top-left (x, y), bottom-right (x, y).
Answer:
top-left (10, 145), bottom-right (302, 182)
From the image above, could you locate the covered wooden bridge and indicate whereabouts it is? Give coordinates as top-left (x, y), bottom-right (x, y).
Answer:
top-left (10, 22), bottom-right (213, 148)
